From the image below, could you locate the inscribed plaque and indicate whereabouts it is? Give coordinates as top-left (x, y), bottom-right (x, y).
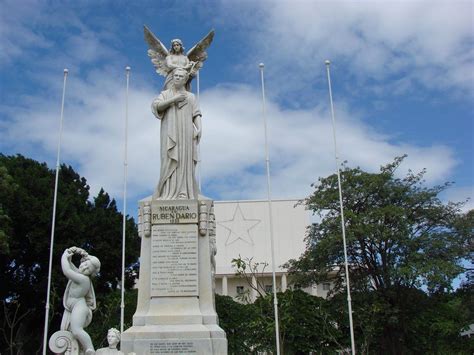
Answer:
top-left (151, 224), bottom-right (198, 296)
top-left (149, 340), bottom-right (197, 354)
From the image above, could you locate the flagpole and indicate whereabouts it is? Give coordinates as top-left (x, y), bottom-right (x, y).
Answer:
top-left (258, 63), bottom-right (281, 355)
top-left (121, 66), bottom-right (131, 334)
top-left (42, 68), bottom-right (69, 355)
top-left (197, 71), bottom-right (202, 191)
top-left (325, 60), bottom-right (356, 355)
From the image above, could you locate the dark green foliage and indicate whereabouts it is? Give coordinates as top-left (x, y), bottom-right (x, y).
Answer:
top-left (0, 165), bottom-right (17, 254)
top-left (250, 290), bottom-right (343, 354)
top-left (287, 156), bottom-right (469, 293)
top-left (328, 288), bottom-right (473, 354)
top-left (85, 188), bottom-right (139, 293)
top-left (216, 290), bottom-right (343, 354)
top-left (285, 156), bottom-right (472, 354)
top-left (87, 289), bottom-right (138, 349)
top-left (0, 154), bottom-right (140, 354)
top-left (215, 294), bottom-right (255, 354)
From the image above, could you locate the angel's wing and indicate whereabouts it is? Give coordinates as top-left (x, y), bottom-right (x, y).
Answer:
top-left (186, 30), bottom-right (215, 76)
top-left (144, 25), bottom-right (169, 77)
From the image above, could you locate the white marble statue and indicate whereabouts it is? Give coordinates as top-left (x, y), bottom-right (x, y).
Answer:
top-left (60, 247), bottom-right (101, 355)
top-left (151, 68), bottom-right (202, 200)
top-left (144, 26), bottom-right (214, 201)
top-left (144, 25), bottom-right (214, 91)
top-left (96, 328), bottom-right (124, 355)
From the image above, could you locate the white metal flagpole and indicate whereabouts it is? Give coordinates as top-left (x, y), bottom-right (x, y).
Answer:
top-left (196, 71), bottom-right (202, 191)
top-left (258, 63), bottom-right (281, 355)
top-left (121, 66), bottom-right (131, 334)
top-left (325, 60), bottom-right (356, 355)
top-left (42, 68), bottom-right (69, 355)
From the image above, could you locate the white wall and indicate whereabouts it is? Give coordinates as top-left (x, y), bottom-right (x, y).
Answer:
top-left (214, 199), bottom-right (310, 275)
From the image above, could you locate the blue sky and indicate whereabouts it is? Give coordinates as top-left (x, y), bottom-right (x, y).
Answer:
top-left (1, 0), bottom-right (473, 216)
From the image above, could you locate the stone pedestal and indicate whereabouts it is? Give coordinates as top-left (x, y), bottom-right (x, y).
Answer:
top-left (121, 198), bottom-right (227, 355)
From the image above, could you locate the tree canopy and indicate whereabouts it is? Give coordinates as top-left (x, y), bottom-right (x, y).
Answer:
top-left (0, 154), bottom-right (140, 353)
top-left (285, 156), bottom-right (473, 353)
top-left (216, 290), bottom-right (344, 354)
top-left (287, 156), bottom-right (471, 293)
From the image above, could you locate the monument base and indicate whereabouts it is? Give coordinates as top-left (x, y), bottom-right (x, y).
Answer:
top-left (122, 324), bottom-right (226, 355)
top-left (121, 198), bottom-right (227, 354)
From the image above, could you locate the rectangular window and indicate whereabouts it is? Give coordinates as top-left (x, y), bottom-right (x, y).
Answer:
top-left (264, 284), bottom-right (273, 293)
top-left (236, 286), bottom-right (244, 295)
top-left (323, 282), bottom-right (331, 291)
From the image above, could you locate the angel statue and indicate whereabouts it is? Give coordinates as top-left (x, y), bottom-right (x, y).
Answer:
top-left (144, 25), bottom-right (214, 91)
top-left (145, 26), bottom-right (214, 200)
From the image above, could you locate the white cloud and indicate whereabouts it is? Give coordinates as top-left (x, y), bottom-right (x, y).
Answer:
top-left (0, 1), bottom-right (59, 64)
top-left (2, 75), bottom-right (456, 203)
top-left (0, 0), bottom-right (123, 73)
top-left (203, 85), bottom-right (456, 199)
top-left (215, 0), bottom-right (474, 98)
top-left (442, 185), bottom-right (474, 213)
top-left (0, 0), bottom-right (467, 208)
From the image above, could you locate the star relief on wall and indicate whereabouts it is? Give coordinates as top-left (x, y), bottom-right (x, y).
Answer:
top-left (217, 204), bottom-right (261, 246)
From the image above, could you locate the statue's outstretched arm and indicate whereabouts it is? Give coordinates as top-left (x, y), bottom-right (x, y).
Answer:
top-left (61, 248), bottom-right (86, 283)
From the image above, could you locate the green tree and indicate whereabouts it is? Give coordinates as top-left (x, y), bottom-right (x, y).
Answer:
top-left (327, 286), bottom-right (473, 354)
top-left (0, 165), bottom-right (17, 254)
top-left (286, 156), bottom-right (472, 354)
top-left (0, 154), bottom-right (140, 353)
top-left (87, 289), bottom-right (138, 349)
top-left (249, 290), bottom-right (343, 354)
top-left (230, 256), bottom-right (344, 354)
top-left (215, 294), bottom-right (255, 354)
top-left (232, 256), bottom-right (270, 302)
top-left (85, 188), bottom-right (139, 293)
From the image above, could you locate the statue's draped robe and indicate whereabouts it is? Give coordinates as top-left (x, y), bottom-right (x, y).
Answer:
top-left (152, 89), bottom-right (201, 200)
top-left (60, 279), bottom-right (96, 331)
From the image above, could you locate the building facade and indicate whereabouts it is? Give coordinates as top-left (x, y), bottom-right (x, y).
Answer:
top-left (213, 199), bottom-right (334, 301)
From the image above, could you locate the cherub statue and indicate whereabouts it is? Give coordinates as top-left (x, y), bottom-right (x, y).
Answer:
top-left (60, 247), bottom-right (101, 355)
top-left (144, 25), bottom-right (214, 91)
top-left (96, 328), bottom-right (124, 354)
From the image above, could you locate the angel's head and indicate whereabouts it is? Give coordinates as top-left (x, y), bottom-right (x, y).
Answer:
top-left (170, 39), bottom-right (184, 54)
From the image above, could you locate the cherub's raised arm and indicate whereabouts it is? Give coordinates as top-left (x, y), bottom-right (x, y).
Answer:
top-left (61, 248), bottom-right (86, 283)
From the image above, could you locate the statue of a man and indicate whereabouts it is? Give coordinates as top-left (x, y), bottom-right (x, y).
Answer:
top-left (152, 67), bottom-right (202, 200)
top-left (60, 247), bottom-right (100, 355)
top-left (96, 328), bottom-right (124, 354)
